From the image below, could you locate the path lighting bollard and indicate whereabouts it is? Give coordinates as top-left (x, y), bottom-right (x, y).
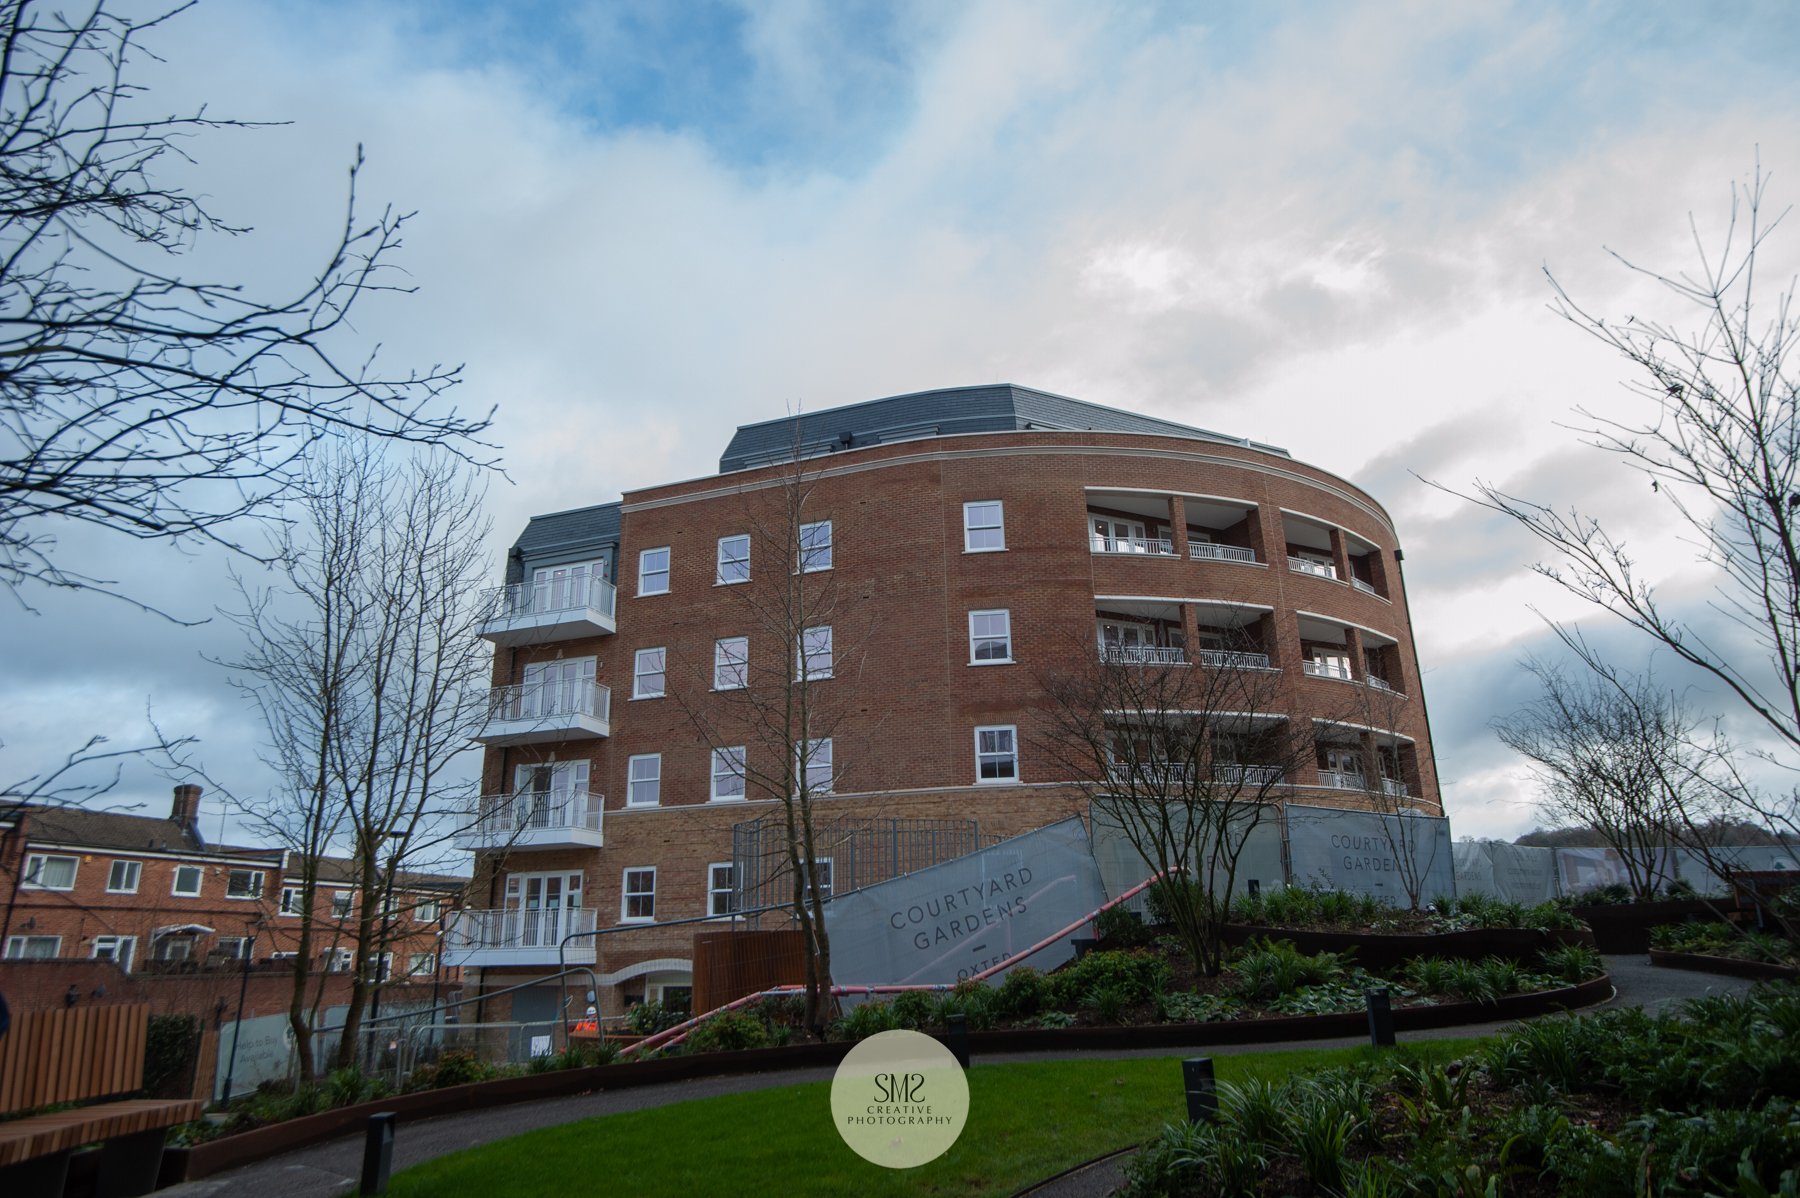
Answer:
top-left (1182, 1057), bottom-right (1218, 1123)
top-left (362, 1112), bottom-right (397, 1195)
top-left (1365, 988), bottom-right (1395, 1048)
top-left (945, 1012), bottom-right (971, 1070)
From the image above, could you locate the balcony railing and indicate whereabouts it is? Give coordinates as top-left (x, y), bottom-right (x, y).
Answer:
top-left (477, 681), bottom-right (612, 745)
top-left (1350, 576), bottom-right (1380, 597)
top-left (1367, 675), bottom-right (1394, 692)
top-left (1303, 660), bottom-right (1355, 681)
top-left (1288, 556), bottom-right (1338, 580)
top-left (1212, 764), bottom-right (1285, 786)
top-left (1316, 770), bottom-right (1409, 797)
top-left (444, 907), bottom-right (598, 967)
top-left (1196, 649), bottom-right (1272, 669)
top-left (1100, 645), bottom-right (1188, 666)
top-left (1092, 535), bottom-right (1176, 556)
top-left (1189, 542), bottom-right (1257, 564)
top-left (454, 789), bottom-right (605, 851)
top-left (479, 575), bottom-right (618, 645)
top-left (1105, 762), bottom-right (1285, 788)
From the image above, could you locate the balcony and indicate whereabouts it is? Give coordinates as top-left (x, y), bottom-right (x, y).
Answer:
top-left (1099, 645), bottom-right (1188, 666)
top-left (1190, 542), bottom-right (1257, 564)
top-left (1303, 660), bottom-right (1354, 681)
top-left (1316, 770), bottom-right (1409, 797)
top-left (1350, 576), bottom-right (1380, 598)
top-left (1196, 649), bottom-right (1272, 669)
top-left (1212, 764), bottom-right (1285, 786)
top-left (1367, 675), bottom-right (1395, 693)
top-left (477, 682), bottom-right (612, 745)
top-left (454, 789), bottom-right (605, 852)
top-left (444, 907), bottom-right (598, 968)
top-left (1092, 535), bottom-right (1176, 557)
top-left (479, 576), bottom-right (617, 645)
top-left (1288, 556), bottom-right (1339, 580)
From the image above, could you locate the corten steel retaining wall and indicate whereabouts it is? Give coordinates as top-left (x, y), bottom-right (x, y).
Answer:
top-left (691, 930), bottom-right (805, 1013)
top-left (1219, 925), bottom-right (1597, 968)
top-left (159, 974), bottom-right (1612, 1185)
top-left (1574, 900), bottom-right (1731, 954)
top-left (1646, 950), bottom-right (1799, 982)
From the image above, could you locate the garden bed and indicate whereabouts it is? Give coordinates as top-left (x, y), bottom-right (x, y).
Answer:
top-left (1648, 948), bottom-right (1799, 981)
top-left (1572, 897), bottom-right (1727, 952)
top-left (1219, 923), bottom-right (1595, 967)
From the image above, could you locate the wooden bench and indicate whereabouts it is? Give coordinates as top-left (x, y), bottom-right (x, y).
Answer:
top-left (0, 1003), bottom-right (203, 1198)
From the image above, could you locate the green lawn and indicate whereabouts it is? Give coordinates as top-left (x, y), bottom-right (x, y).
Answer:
top-left (381, 1039), bottom-right (1484, 1198)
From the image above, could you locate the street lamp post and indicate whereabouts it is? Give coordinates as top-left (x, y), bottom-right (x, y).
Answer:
top-left (220, 916), bottom-right (263, 1106)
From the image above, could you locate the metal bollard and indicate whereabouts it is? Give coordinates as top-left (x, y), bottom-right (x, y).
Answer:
top-left (1182, 1057), bottom-right (1218, 1123)
top-left (945, 1012), bottom-right (971, 1070)
top-left (361, 1111), bottom-right (397, 1195)
top-left (1365, 988), bottom-right (1395, 1048)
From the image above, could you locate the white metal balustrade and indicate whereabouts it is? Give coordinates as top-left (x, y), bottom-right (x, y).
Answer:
top-left (479, 575), bottom-right (618, 645)
top-left (1350, 576), bottom-right (1380, 597)
top-left (477, 681), bottom-right (612, 745)
top-left (444, 907), bottom-right (598, 967)
top-left (1212, 764), bottom-right (1285, 786)
top-left (1315, 770), bottom-right (1409, 797)
top-left (1367, 675), bottom-right (1395, 692)
top-left (1303, 659), bottom-right (1355, 681)
top-left (1195, 649), bottom-right (1272, 669)
top-left (1091, 535), bottom-right (1177, 556)
top-left (1189, 542), bottom-right (1257, 564)
top-left (1099, 645), bottom-right (1189, 666)
top-left (454, 789), bottom-right (605, 851)
top-left (1288, 556), bottom-right (1339, 580)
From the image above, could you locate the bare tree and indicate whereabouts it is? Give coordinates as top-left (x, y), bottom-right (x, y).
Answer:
top-left (222, 447), bottom-right (491, 1077)
top-left (1036, 640), bottom-right (1304, 975)
top-left (1324, 680), bottom-right (1440, 910)
top-left (0, 0), bottom-right (490, 612)
top-left (1461, 163), bottom-right (1800, 842)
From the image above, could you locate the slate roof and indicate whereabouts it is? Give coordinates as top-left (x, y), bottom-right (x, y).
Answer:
top-left (717, 383), bottom-right (1288, 473)
top-left (507, 501), bottom-right (622, 577)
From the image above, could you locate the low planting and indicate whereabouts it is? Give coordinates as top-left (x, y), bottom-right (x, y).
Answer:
top-left (1226, 887), bottom-right (1584, 934)
top-left (1121, 981), bottom-right (1800, 1197)
top-left (1651, 921), bottom-right (1800, 966)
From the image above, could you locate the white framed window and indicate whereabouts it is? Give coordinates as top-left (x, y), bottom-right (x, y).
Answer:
top-left (713, 636), bottom-right (748, 690)
top-left (963, 501), bottom-right (1005, 552)
top-left (707, 863), bottom-right (736, 916)
top-left (216, 936), bottom-right (253, 960)
top-left (22, 853), bottom-right (77, 890)
top-left (622, 868), bottom-right (656, 922)
top-left (154, 936), bottom-right (193, 962)
top-left (797, 625), bottom-right (833, 680)
top-left (408, 952), bottom-right (436, 977)
top-left (91, 935), bottom-right (135, 971)
top-left (627, 753), bottom-right (662, 807)
top-left (530, 560), bottom-right (606, 613)
top-left (106, 859), bottom-right (142, 894)
top-left (226, 869), bottom-right (264, 900)
top-left (327, 947), bottom-right (354, 973)
top-left (638, 546), bottom-right (670, 596)
top-left (798, 520), bottom-right (833, 572)
top-left (330, 890), bottom-right (354, 919)
top-left (716, 534), bottom-right (750, 585)
top-left (968, 609), bottom-right (1013, 664)
top-left (975, 725), bottom-right (1019, 783)
top-left (171, 864), bottom-right (203, 897)
top-left (797, 737), bottom-right (833, 796)
top-left (415, 898), bottom-right (440, 924)
top-left (633, 647), bottom-right (667, 699)
top-left (5, 935), bottom-right (61, 959)
top-left (711, 746), bottom-right (747, 801)
top-left (280, 886), bottom-right (303, 916)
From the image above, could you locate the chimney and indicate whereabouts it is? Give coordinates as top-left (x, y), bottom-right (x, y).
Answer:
top-left (171, 784), bottom-right (202, 836)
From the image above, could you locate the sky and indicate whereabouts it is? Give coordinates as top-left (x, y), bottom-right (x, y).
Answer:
top-left (4, 0), bottom-right (1800, 852)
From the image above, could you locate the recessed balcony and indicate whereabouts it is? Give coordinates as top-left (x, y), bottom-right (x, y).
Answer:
top-left (1303, 659), bottom-right (1355, 681)
top-left (477, 682), bottom-right (612, 745)
top-left (1288, 555), bottom-right (1339, 580)
top-left (1316, 769), bottom-right (1409, 797)
top-left (1196, 649), bottom-right (1272, 670)
top-left (1092, 534), bottom-right (1176, 557)
top-left (479, 576), bottom-right (617, 645)
top-left (444, 908), bottom-right (598, 968)
top-left (1191, 542), bottom-right (1258, 564)
top-left (454, 789), bottom-right (605, 852)
top-left (1099, 644), bottom-right (1188, 666)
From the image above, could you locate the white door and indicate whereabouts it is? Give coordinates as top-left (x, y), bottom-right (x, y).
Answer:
top-left (520, 658), bottom-right (596, 718)
top-left (1090, 517), bottom-right (1146, 552)
top-left (513, 761), bottom-right (589, 827)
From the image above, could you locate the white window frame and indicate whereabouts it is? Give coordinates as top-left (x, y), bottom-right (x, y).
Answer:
top-left (22, 853), bottom-right (77, 891)
top-left (797, 737), bottom-right (833, 796)
top-left (226, 869), bottom-right (265, 900)
top-left (5, 935), bottom-right (61, 959)
top-left (798, 520), bottom-right (833, 573)
top-left (91, 935), bottom-right (136, 971)
top-left (280, 886), bottom-right (303, 916)
top-left (711, 746), bottom-right (747, 802)
top-left (171, 864), bottom-right (203, 897)
top-left (216, 936), bottom-right (253, 961)
top-left (327, 947), bottom-right (354, 973)
top-left (713, 636), bottom-right (748, 690)
top-left (968, 609), bottom-right (1013, 665)
top-left (106, 859), bottom-right (142, 895)
top-left (627, 753), bottom-right (662, 807)
top-left (716, 534), bottom-right (750, 585)
top-left (633, 646), bottom-right (667, 699)
top-left (330, 890), bottom-right (354, 920)
top-left (407, 952), bottom-right (436, 977)
top-left (974, 725), bottom-right (1020, 783)
top-left (707, 863), bottom-right (736, 917)
top-left (797, 625), bottom-right (833, 680)
top-left (415, 898), bottom-right (440, 924)
top-left (638, 546), bottom-right (670, 596)
top-left (621, 867), bottom-right (657, 922)
top-left (963, 501), bottom-right (1006, 552)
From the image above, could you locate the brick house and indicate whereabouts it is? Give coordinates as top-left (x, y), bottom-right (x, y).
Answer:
top-left (454, 384), bottom-right (1443, 1021)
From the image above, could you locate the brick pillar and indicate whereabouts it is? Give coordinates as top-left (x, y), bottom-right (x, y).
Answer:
top-left (1168, 496), bottom-right (1189, 559)
top-left (1342, 625), bottom-right (1365, 684)
top-left (1253, 504), bottom-right (1285, 568)
top-left (1328, 527), bottom-right (1351, 584)
top-left (1180, 601), bottom-right (1200, 662)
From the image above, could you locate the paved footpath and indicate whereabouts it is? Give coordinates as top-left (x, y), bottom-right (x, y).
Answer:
top-left (158, 956), bottom-right (1759, 1198)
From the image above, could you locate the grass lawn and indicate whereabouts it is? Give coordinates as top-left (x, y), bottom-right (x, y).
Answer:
top-left (381, 1039), bottom-right (1484, 1198)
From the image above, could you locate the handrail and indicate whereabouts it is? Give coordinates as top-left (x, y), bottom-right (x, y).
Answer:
top-left (1195, 649), bottom-right (1270, 669)
top-left (1288, 556), bottom-right (1338, 579)
top-left (487, 680), bottom-right (612, 724)
top-left (1189, 542), bottom-right (1257, 563)
top-left (487, 574), bottom-right (617, 622)
top-left (1099, 645), bottom-right (1187, 666)
top-left (1091, 536), bottom-right (1176, 556)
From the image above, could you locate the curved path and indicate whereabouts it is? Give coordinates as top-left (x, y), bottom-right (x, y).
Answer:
top-left (155, 957), bottom-right (1757, 1198)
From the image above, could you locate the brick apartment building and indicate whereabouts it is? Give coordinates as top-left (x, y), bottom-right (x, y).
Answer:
top-left (0, 785), bottom-right (465, 995)
top-left (453, 385), bottom-right (1443, 1022)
